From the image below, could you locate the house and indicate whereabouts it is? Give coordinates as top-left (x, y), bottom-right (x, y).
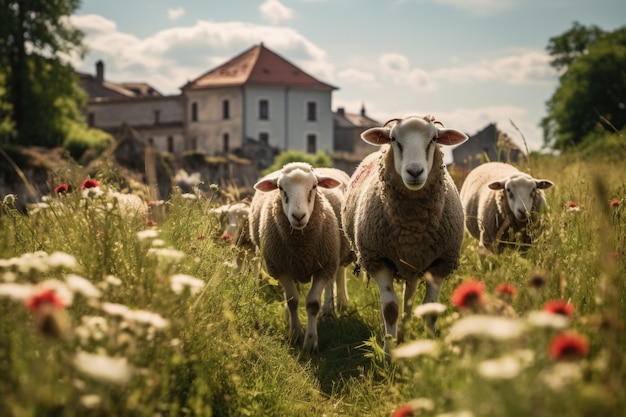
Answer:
top-left (451, 123), bottom-right (522, 169)
top-left (333, 104), bottom-right (380, 158)
top-left (79, 43), bottom-right (337, 161)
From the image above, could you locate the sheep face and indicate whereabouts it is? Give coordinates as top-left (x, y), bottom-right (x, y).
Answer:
top-left (488, 175), bottom-right (554, 221)
top-left (221, 202), bottom-right (250, 243)
top-left (362, 116), bottom-right (468, 191)
top-left (254, 165), bottom-right (342, 230)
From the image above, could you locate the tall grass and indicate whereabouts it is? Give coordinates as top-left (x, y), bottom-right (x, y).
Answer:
top-left (0, 153), bottom-right (624, 416)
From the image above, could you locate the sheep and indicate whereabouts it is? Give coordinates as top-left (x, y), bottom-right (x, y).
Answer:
top-left (314, 167), bottom-right (353, 313)
top-left (341, 115), bottom-right (468, 352)
top-left (210, 199), bottom-right (255, 270)
top-left (249, 162), bottom-right (344, 353)
top-left (459, 162), bottom-right (554, 254)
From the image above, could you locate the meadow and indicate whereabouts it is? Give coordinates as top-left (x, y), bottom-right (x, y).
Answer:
top-left (0, 151), bottom-right (624, 417)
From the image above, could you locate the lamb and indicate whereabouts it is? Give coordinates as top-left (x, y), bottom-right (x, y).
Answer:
top-left (249, 162), bottom-right (344, 353)
top-left (459, 162), bottom-right (554, 254)
top-left (341, 115), bottom-right (468, 352)
top-left (210, 199), bottom-right (255, 270)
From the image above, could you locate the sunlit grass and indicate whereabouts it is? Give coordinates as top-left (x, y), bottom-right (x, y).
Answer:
top-left (0, 152), bottom-right (624, 416)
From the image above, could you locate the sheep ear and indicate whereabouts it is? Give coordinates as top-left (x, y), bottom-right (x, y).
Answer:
top-left (488, 180), bottom-right (506, 190)
top-left (436, 129), bottom-right (468, 146)
top-left (536, 180), bottom-right (554, 190)
top-left (361, 127), bottom-right (391, 145)
top-left (254, 179), bottom-right (279, 192)
top-left (317, 177), bottom-right (342, 189)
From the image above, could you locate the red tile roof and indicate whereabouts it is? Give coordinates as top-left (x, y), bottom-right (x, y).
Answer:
top-left (184, 43), bottom-right (337, 91)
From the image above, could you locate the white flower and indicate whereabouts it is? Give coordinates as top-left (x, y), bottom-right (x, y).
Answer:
top-left (0, 283), bottom-right (34, 301)
top-left (127, 309), bottom-right (170, 330)
top-left (104, 275), bottom-right (122, 286)
top-left (392, 340), bottom-right (438, 359)
top-left (170, 274), bottom-right (205, 295)
top-left (181, 193), bottom-right (198, 201)
top-left (101, 302), bottom-right (131, 317)
top-left (38, 279), bottom-right (74, 306)
top-left (151, 239), bottom-right (166, 247)
top-left (2, 271), bottom-right (17, 282)
top-left (80, 394), bottom-right (102, 409)
top-left (446, 315), bottom-right (526, 342)
top-left (66, 274), bottom-right (102, 298)
top-left (414, 302), bottom-right (447, 317)
top-left (147, 248), bottom-right (185, 262)
top-left (137, 229), bottom-right (159, 240)
top-left (477, 356), bottom-right (522, 379)
top-left (3, 194), bottom-right (17, 205)
top-left (527, 311), bottom-right (570, 329)
top-left (73, 351), bottom-right (132, 384)
top-left (436, 411), bottom-right (474, 417)
top-left (82, 186), bottom-right (104, 198)
top-left (541, 362), bottom-right (582, 392)
top-left (47, 252), bottom-right (78, 270)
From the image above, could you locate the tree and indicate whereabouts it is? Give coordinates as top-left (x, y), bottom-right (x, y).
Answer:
top-left (0, 0), bottom-right (92, 147)
top-left (541, 23), bottom-right (626, 151)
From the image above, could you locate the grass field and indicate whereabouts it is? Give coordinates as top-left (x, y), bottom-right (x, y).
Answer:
top-left (0, 151), bottom-right (624, 417)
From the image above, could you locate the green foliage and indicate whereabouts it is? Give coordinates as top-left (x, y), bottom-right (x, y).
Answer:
top-left (0, 154), bottom-right (624, 416)
top-left (63, 124), bottom-right (114, 161)
top-left (262, 150), bottom-right (333, 176)
top-left (542, 23), bottom-right (626, 151)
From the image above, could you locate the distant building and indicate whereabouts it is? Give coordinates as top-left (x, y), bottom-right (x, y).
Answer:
top-left (452, 123), bottom-right (523, 169)
top-left (78, 43), bottom-right (338, 160)
top-left (333, 104), bottom-right (381, 158)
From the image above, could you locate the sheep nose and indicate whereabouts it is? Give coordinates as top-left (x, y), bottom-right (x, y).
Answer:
top-left (517, 209), bottom-right (528, 219)
top-left (292, 212), bottom-right (305, 222)
top-left (406, 167), bottom-right (424, 179)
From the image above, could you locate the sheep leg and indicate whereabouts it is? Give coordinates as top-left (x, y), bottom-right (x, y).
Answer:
top-left (422, 273), bottom-right (444, 337)
top-left (399, 278), bottom-right (419, 343)
top-left (278, 276), bottom-right (304, 346)
top-left (303, 276), bottom-right (328, 354)
top-left (335, 266), bottom-right (349, 313)
top-left (372, 267), bottom-right (399, 353)
top-left (322, 279), bottom-right (335, 317)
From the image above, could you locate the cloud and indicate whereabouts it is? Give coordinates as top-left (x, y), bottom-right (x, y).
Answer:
top-left (434, 0), bottom-right (518, 16)
top-left (168, 8), bottom-right (185, 20)
top-left (336, 68), bottom-right (378, 87)
top-left (259, 0), bottom-right (294, 25)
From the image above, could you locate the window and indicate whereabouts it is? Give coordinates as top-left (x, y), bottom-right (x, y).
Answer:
top-left (307, 102), bottom-right (317, 121)
top-left (154, 110), bottom-right (160, 124)
top-left (191, 102), bottom-right (198, 122)
top-left (223, 133), bottom-right (230, 153)
top-left (259, 99), bottom-right (269, 120)
top-left (147, 137), bottom-right (154, 147)
top-left (87, 112), bottom-right (95, 126)
top-left (167, 136), bottom-right (174, 153)
top-left (259, 132), bottom-right (269, 145)
top-left (306, 134), bottom-right (317, 154)
top-left (222, 100), bottom-right (230, 119)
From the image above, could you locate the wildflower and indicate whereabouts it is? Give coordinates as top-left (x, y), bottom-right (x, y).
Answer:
top-left (3, 194), bottom-right (17, 206)
top-left (170, 274), bottom-right (205, 296)
top-left (543, 299), bottom-right (574, 317)
top-left (0, 282), bottom-right (34, 301)
top-left (47, 251), bottom-right (78, 270)
top-left (527, 311), bottom-right (570, 329)
top-left (81, 178), bottom-right (100, 189)
top-left (151, 239), bottom-right (166, 247)
top-left (147, 248), bottom-right (185, 262)
top-left (610, 199), bottom-right (620, 207)
top-left (137, 229), bottom-right (159, 240)
top-left (66, 274), bottom-right (102, 298)
top-left (73, 351), bottom-right (132, 384)
top-left (197, 234), bottom-right (205, 240)
top-left (446, 315), bottom-right (526, 342)
top-left (221, 232), bottom-right (234, 242)
top-left (566, 201), bottom-right (580, 212)
top-left (101, 301), bottom-right (131, 318)
top-left (549, 332), bottom-right (589, 361)
top-left (496, 283), bottom-right (516, 298)
top-left (528, 271), bottom-right (547, 289)
top-left (54, 183), bottom-right (70, 194)
top-left (105, 275), bottom-right (122, 286)
top-left (391, 340), bottom-right (438, 359)
top-left (25, 287), bottom-right (72, 340)
top-left (26, 288), bottom-right (67, 311)
top-left (541, 362), bottom-right (582, 392)
top-left (451, 279), bottom-right (485, 311)
top-left (209, 183), bottom-right (219, 193)
top-left (80, 394), bottom-right (102, 409)
top-left (477, 355), bottom-right (522, 379)
top-left (127, 309), bottom-right (170, 329)
top-left (414, 302), bottom-right (446, 318)
top-left (145, 219), bottom-right (157, 226)
top-left (391, 404), bottom-right (415, 417)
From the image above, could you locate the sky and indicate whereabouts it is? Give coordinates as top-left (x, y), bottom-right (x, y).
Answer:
top-left (70, 0), bottom-right (625, 153)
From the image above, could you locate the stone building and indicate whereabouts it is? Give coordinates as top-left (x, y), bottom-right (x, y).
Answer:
top-left (452, 123), bottom-right (523, 169)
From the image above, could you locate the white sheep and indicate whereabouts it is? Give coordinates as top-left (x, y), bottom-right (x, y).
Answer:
top-left (249, 162), bottom-right (344, 353)
top-left (459, 162), bottom-right (554, 254)
top-left (342, 115), bottom-right (468, 352)
top-left (210, 199), bottom-right (255, 270)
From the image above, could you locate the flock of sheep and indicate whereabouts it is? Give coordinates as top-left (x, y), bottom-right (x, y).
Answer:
top-left (213, 115), bottom-right (554, 354)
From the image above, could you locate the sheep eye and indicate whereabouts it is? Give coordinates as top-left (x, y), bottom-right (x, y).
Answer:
top-left (432, 136), bottom-right (437, 142)
top-left (391, 136), bottom-right (396, 142)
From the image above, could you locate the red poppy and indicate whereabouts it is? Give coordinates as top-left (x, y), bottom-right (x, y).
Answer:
top-left (610, 199), bottom-right (620, 208)
top-left (145, 219), bottom-right (157, 226)
top-left (451, 279), bottom-right (485, 310)
top-left (543, 299), bottom-right (574, 317)
top-left (221, 232), bottom-right (234, 242)
top-left (197, 234), bottom-right (205, 240)
top-left (147, 200), bottom-right (156, 207)
top-left (26, 289), bottom-right (66, 312)
top-left (566, 201), bottom-right (578, 208)
top-left (81, 178), bottom-right (100, 189)
top-left (54, 183), bottom-right (69, 194)
top-left (390, 404), bottom-right (415, 417)
top-left (496, 283), bottom-right (516, 297)
top-left (549, 332), bottom-right (589, 361)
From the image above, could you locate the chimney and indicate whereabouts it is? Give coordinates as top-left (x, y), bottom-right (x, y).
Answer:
top-left (337, 107), bottom-right (345, 116)
top-left (96, 60), bottom-right (104, 82)
top-left (360, 103), bottom-right (366, 116)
